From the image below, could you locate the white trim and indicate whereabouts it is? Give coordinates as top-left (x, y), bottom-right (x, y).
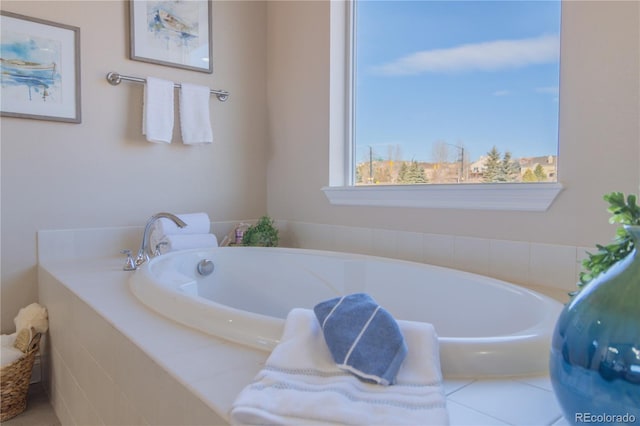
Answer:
top-left (327, 2), bottom-right (563, 212)
top-left (322, 182), bottom-right (564, 211)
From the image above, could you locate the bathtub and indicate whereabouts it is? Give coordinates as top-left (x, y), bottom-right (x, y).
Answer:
top-left (129, 246), bottom-right (563, 378)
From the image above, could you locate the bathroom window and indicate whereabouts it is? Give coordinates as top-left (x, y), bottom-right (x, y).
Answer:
top-left (351, 0), bottom-right (561, 186)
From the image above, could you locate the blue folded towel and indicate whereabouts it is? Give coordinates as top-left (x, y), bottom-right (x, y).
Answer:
top-left (313, 293), bottom-right (408, 386)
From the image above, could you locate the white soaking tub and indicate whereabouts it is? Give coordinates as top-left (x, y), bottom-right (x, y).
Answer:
top-left (129, 246), bottom-right (562, 378)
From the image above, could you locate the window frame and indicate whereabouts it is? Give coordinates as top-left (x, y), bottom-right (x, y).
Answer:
top-left (323, 0), bottom-right (563, 211)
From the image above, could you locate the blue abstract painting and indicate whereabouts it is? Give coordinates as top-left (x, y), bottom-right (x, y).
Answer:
top-left (1, 31), bottom-right (62, 103)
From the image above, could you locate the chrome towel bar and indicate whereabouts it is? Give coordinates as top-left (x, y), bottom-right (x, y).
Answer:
top-left (106, 71), bottom-right (230, 102)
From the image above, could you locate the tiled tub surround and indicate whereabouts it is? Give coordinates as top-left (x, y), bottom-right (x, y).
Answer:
top-left (37, 224), bottom-right (579, 425)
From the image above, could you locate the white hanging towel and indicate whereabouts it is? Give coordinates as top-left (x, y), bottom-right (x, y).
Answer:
top-left (142, 77), bottom-right (175, 143)
top-left (179, 82), bottom-right (213, 144)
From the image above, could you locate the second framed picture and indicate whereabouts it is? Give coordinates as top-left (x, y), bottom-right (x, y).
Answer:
top-left (130, 0), bottom-right (212, 73)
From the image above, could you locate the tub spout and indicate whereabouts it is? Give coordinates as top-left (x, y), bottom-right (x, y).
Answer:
top-left (135, 212), bottom-right (187, 266)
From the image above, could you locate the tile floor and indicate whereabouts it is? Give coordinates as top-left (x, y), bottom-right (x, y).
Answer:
top-left (6, 379), bottom-right (570, 426)
top-left (444, 376), bottom-right (569, 425)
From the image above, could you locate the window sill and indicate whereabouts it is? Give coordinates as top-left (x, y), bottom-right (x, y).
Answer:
top-left (322, 182), bottom-right (564, 211)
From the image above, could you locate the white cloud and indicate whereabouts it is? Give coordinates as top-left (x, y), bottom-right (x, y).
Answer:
top-left (372, 34), bottom-right (560, 76)
top-left (492, 90), bottom-right (511, 97)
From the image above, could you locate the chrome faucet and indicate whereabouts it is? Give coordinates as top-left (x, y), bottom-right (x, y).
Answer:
top-left (135, 212), bottom-right (187, 266)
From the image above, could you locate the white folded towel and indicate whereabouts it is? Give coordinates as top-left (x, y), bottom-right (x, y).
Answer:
top-left (179, 82), bottom-right (213, 144)
top-left (149, 212), bottom-right (212, 252)
top-left (229, 309), bottom-right (448, 426)
top-left (156, 233), bottom-right (218, 255)
top-left (0, 334), bottom-right (24, 367)
top-left (142, 77), bottom-right (175, 143)
top-left (151, 212), bottom-right (211, 236)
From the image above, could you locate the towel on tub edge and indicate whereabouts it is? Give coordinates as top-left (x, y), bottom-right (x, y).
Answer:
top-left (151, 212), bottom-right (211, 236)
top-left (156, 233), bottom-right (218, 255)
top-left (229, 308), bottom-right (448, 426)
top-left (149, 212), bottom-right (212, 251)
top-left (314, 292), bottom-right (407, 386)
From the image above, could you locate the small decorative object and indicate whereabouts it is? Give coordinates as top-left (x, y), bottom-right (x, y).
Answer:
top-left (0, 11), bottom-right (81, 123)
top-left (130, 0), bottom-right (212, 73)
top-left (242, 216), bottom-right (279, 247)
top-left (550, 193), bottom-right (640, 424)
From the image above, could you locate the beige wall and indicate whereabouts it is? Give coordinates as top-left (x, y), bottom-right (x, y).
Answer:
top-left (0, 1), bottom-right (268, 332)
top-left (266, 1), bottom-right (640, 246)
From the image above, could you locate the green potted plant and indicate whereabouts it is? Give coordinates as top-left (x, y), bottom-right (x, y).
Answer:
top-left (574, 192), bottom-right (640, 295)
top-left (241, 216), bottom-right (279, 247)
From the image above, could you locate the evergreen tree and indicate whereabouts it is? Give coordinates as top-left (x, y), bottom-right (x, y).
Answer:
top-left (483, 147), bottom-right (519, 182)
top-left (483, 146), bottom-right (502, 182)
top-left (398, 160), bottom-right (427, 183)
top-left (501, 151), bottom-right (520, 181)
top-left (406, 161), bottom-right (428, 183)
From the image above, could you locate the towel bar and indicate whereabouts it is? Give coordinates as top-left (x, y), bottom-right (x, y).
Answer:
top-left (106, 72), bottom-right (230, 102)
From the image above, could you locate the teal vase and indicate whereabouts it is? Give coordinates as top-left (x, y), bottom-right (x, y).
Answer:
top-left (550, 226), bottom-right (640, 425)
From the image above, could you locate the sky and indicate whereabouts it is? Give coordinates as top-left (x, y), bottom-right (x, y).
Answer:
top-left (354, 0), bottom-right (562, 164)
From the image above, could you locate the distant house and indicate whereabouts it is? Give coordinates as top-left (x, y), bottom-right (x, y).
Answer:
top-left (518, 155), bottom-right (557, 181)
top-left (468, 155), bottom-right (488, 180)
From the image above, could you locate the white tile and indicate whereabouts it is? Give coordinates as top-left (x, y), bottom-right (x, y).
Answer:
top-left (530, 243), bottom-right (578, 291)
top-left (395, 230), bottom-right (424, 262)
top-left (114, 390), bottom-right (146, 426)
top-left (447, 379), bottom-right (562, 425)
top-left (135, 357), bottom-right (168, 425)
top-left (191, 363), bottom-right (264, 417)
top-left (273, 219), bottom-right (291, 247)
top-left (154, 373), bottom-right (189, 426)
top-left (163, 342), bottom-right (267, 383)
top-left (447, 400), bottom-right (510, 425)
top-left (183, 393), bottom-right (227, 426)
top-left (443, 378), bottom-right (474, 396)
top-left (289, 222), bottom-right (336, 251)
top-left (92, 372), bottom-right (119, 426)
top-left (423, 233), bottom-right (455, 268)
top-left (489, 239), bottom-right (530, 285)
top-left (113, 336), bottom-right (147, 403)
top-left (372, 228), bottom-right (398, 259)
top-left (552, 414), bottom-right (572, 425)
top-left (453, 236), bottom-right (490, 276)
top-left (334, 225), bottom-right (373, 255)
top-left (66, 370), bottom-right (101, 426)
top-left (515, 375), bottom-right (554, 392)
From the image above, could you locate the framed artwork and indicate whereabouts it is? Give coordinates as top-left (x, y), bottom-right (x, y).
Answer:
top-left (130, 0), bottom-right (213, 73)
top-left (0, 11), bottom-right (81, 123)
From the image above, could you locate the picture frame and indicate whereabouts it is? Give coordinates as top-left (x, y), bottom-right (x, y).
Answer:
top-left (0, 11), bottom-right (81, 123)
top-left (130, 0), bottom-right (213, 73)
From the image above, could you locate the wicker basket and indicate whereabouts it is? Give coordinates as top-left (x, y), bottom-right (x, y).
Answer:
top-left (0, 331), bottom-right (41, 422)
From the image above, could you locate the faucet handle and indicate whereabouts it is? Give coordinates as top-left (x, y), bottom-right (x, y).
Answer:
top-left (154, 241), bottom-right (169, 257)
top-left (121, 249), bottom-right (137, 271)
